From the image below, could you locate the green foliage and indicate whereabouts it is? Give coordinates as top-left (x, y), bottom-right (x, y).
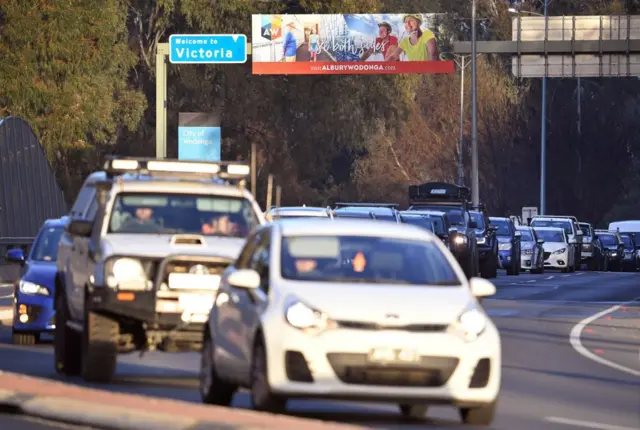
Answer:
top-left (0, 0), bottom-right (146, 157)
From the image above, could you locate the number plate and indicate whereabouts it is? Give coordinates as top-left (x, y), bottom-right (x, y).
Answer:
top-left (169, 273), bottom-right (220, 290)
top-left (178, 294), bottom-right (214, 315)
top-left (368, 348), bottom-right (420, 364)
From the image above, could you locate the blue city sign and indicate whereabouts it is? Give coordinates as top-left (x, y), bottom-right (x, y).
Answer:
top-left (169, 34), bottom-right (248, 64)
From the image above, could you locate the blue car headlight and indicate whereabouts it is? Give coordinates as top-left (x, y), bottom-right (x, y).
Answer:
top-left (498, 242), bottom-right (512, 251)
top-left (19, 280), bottom-right (49, 296)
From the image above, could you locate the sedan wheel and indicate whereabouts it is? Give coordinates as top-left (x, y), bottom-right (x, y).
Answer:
top-left (200, 335), bottom-right (236, 405)
top-left (250, 342), bottom-right (287, 413)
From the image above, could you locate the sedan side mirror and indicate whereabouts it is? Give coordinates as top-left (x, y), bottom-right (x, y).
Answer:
top-left (5, 248), bottom-right (25, 265)
top-left (537, 239), bottom-right (545, 244)
top-left (227, 269), bottom-right (260, 290)
top-left (469, 277), bottom-right (496, 298)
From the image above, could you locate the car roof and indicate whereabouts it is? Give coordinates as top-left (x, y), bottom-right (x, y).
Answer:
top-left (334, 206), bottom-right (395, 214)
top-left (533, 215), bottom-right (577, 221)
top-left (267, 207), bottom-right (329, 217)
top-left (271, 219), bottom-right (435, 241)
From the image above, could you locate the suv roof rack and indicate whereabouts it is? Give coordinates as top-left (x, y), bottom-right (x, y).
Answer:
top-left (103, 156), bottom-right (250, 185)
top-left (334, 202), bottom-right (399, 209)
top-left (408, 182), bottom-right (470, 205)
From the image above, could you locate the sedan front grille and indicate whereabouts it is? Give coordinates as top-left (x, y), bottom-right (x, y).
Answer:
top-left (335, 320), bottom-right (448, 333)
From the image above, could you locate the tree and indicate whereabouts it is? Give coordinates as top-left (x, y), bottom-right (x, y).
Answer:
top-left (0, 0), bottom-right (146, 198)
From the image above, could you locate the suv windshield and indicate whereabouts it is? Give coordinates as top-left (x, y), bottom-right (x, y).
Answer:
top-left (531, 219), bottom-right (573, 236)
top-left (108, 193), bottom-right (259, 237)
top-left (30, 226), bottom-right (64, 262)
top-left (579, 224), bottom-right (592, 236)
top-left (490, 219), bottom-right (511, 236)
top-left (280, 235), bottom-right (461, 285)
top-left (470, 212), bottom-right (485, 230)
top-left (534, 229), bottom-right (564, 243)
top-left (599, 234), bottom-right (618, 247)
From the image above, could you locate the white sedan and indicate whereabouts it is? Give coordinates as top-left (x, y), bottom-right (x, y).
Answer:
top-left (199, 219), bottom-right (501, 426)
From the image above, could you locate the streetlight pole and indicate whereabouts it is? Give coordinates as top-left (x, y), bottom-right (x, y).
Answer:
top-left (540, 0), bottom-right (548, 215)
top-left (454, 55), bottom-right (472, 186)
top-left (471, 0), bottom-right (479, 206)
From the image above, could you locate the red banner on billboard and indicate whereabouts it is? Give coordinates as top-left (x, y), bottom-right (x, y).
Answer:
top-left (251, 13), bottom-right (454, 75)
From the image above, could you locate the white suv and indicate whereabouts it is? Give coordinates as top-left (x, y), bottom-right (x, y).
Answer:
top-left (200, 219), bottom-right (500, 426)
top-left (54, 157), bottom-right (264, 383)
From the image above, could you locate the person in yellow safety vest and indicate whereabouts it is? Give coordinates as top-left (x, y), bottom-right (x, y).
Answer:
top-left (386, 14), bottom-right (440, 61)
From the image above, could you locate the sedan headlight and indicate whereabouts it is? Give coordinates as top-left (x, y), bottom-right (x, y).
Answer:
top-left (498, 242), bottom-right (511, 251)
top-left (522, 248), bottom-right (534, 255)
top-left (552, 248), bottom-right (567, 255)
top-left (105, 257), bottom-right (148, 290)
top-left (452, 304), bottom-right (487, 342)
top-left (284, 297), bottom-right (336, 335)
top-left (19, 280), bottom-right (49, 296)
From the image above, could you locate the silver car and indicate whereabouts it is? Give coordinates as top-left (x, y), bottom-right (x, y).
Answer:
top-left (517, 226), bottom-right (545, 274)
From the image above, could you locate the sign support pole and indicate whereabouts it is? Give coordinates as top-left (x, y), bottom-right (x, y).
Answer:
top-left (155, 43), bottom-right (169, 159)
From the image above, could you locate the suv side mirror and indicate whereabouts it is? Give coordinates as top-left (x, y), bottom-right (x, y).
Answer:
top-left (514, 231), bottom-right (522, 238)
top-left (576, 230), bottom-right (584, 236)
top-left (67, 219), bottom-right (93, 237)
top-left (469, 221), bottom-right (478, 229)
top-left (5, 248), bottom-right (25, 264)
top-left (537, 239), bottom-right (545, 244)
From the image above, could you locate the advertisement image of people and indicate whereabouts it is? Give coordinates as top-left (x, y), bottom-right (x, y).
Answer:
top-left (251, 13), bottom-right (454, 75)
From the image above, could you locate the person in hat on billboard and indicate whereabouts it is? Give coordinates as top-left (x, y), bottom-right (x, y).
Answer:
top-left (360, 21), bottom-right (398, 61)
top-left (386, 14), bottom-right (440, 62)
top-left (282, 21), bottom-right (298, 62)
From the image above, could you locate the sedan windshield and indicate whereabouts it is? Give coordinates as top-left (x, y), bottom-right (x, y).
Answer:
top-left (490, 219), bottom-right (511, 236)
top-left (470, 212), bottom-right (485, 230)
top-left (518, 230), bottom-right (534, 241)
top-left (531, 219), bottom-right (573, 236)
top-left (599, 234), bottom-right (618, 247)
top-left (108, 193), bottom-right (258, 237)
top-left (30, 226), bottom-right (64, 262)
top-left (534, 229), bottom-right (564, 243)
top-left (414, 205), bottom-right (465, 226)
top-left (280, 235), bottom-right (461, 285)
top-left (401, 216), bottom-right (435, 233)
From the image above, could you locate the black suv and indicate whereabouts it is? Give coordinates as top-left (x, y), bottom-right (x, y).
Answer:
top-left (406, 182), bottom-right (479, 278)
top-left (470, 205), bottom-right (498, 278)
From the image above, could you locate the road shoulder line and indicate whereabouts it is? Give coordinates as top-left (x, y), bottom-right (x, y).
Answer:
top-left (569, 297), bottom-right (640, 377)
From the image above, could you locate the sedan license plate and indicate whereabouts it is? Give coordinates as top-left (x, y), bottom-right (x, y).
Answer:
top-left (368, 348), bottom-right (420, 364)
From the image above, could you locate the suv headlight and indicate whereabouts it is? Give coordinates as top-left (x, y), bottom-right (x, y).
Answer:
top-left (498, 242), bottom-right (511, 251)
top-left (284, 297), bottom-right (336, 335)
top-left (452, 304), bottom-right (487, 342)
top-left (19, 280), bottom-right (49, 296)
top-left (105, 257), bottom-right (149, 290)
top-left (552, 248), bottom-right (567, 255)
top-left (522, 248), bottom-right (534, 255)
top-left (477, 236), bottom-right (486, 245)
top-left (452, 234), bottom-right (467, 246)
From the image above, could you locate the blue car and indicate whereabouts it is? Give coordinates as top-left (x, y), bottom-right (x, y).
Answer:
top-left (489, 216), bottom-right (522, 276)
top-left (6, 217), bottom-right (67, 345)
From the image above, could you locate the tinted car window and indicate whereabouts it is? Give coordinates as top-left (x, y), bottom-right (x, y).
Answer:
top-left (534, 229), bottom-right (564, 243)
top-left (490, 219), bottom-right (511, 236)
top-left (519, 230), bottom-right (533, 241)
top-left (470, 212), bottom-right (485, 229)
top-left (280, 235), bottom-right (461, 285)
top-left (531, 219), bottom-right (573, 236)
top-left (621, 235), bottom-right (634, 248)
top-left (599, 234), bottom-right (618, 247)
top-left (31, 227), bottom-right (65, 262)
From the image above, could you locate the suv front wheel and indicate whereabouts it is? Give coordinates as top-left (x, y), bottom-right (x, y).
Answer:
top-left (81, 310), bottom-right (119, 383)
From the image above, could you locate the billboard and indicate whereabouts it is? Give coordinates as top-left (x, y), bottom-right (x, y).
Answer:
top-left (178, 112), bottom-right (221, 161)
top-left (251, 14), bottom-right (454, 75)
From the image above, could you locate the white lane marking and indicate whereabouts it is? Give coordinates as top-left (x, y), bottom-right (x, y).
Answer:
top-left (526, 279), bottom-right (536, 283)
top-left (569, 296), bottom-right (640, 377)
top-left (545, 417), bottom-right (638, 430)
top-left (545, 275), bottom-right (555, 279)
top-left (576, 272), bottom-right (586, 275)
top-left (562, 274), bottom-right (571, 277)
top-left (0, 294), bottom-right (13, 299)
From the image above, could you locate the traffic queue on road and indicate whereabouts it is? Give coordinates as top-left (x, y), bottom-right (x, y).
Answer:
top-left (1, 160), bottom-right (639, 427)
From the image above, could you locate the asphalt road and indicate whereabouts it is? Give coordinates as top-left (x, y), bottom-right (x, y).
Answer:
top-left (0, 269), bottom-right (639, 430)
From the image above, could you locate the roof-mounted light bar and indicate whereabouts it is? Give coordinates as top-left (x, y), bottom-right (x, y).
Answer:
top-left (104, 157), bottom-right (250, 181)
